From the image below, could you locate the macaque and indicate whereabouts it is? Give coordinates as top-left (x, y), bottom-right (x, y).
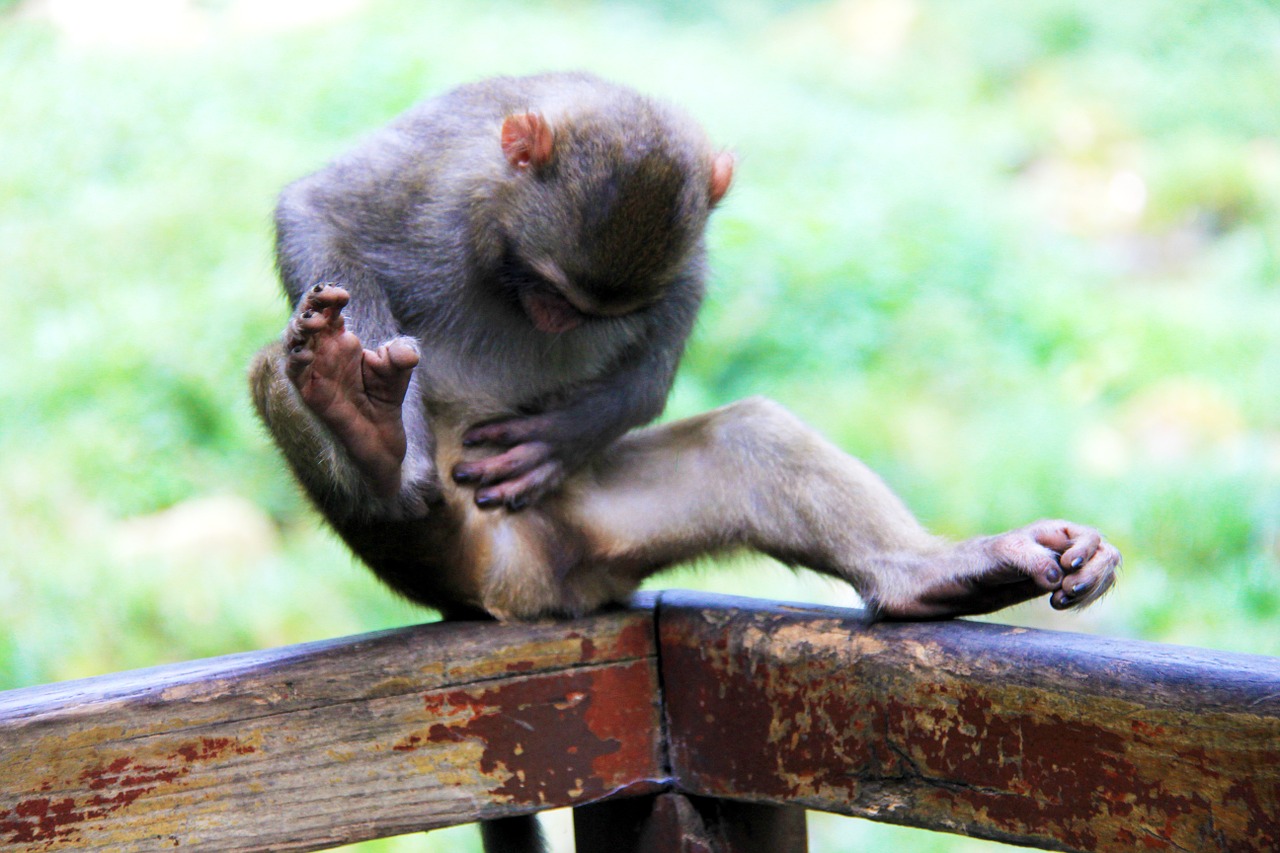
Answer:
top-left (251, 70), bottom-right (1120, 625)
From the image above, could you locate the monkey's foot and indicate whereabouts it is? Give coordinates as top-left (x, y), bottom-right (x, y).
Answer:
top-left (881, 519), bottom-right (1121, 619)
top-left (285, 284), bottom-right (420, 500)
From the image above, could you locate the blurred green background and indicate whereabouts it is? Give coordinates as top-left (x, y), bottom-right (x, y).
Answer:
top-left (2, 0), bottom-right (1278, 850)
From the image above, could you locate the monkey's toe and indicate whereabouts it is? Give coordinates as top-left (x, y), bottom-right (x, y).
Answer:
top-left (1050, 542), bottom-right (1120, 609)
top-left (302, 283), bottom-right (350, 311)
top-left (361, 339), bottom-right (419, 406)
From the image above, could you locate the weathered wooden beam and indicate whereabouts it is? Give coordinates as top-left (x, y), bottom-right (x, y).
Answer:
top-left (658, 591), bottom-right (1280, 852)
top-left (6, 590), bottom-right (1279, 852)
top-left (0, 607), bottom-right (664, 852)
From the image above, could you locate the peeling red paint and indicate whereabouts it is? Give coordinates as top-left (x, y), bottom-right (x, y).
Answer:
top-left (660, 604), bottom-right (1280, 853)
top-left (567, 618), bottom-right (651, 664)
top-left (611, 619), bottom-right (654, 660)
top-left (1, 736), bottom-right (256, 848)
top-left (171, 736), bottom-right (253, 763)
top-left (392, 734), bottom-right (424, 752)
top-left (0, 797), bottom-right (85, 846)
top-left (410, 661), bottom-right (661, 807)
top-left (2, 599), bottom-right (1274, 852)
top-left (583, 663), bottom-right (660, 785)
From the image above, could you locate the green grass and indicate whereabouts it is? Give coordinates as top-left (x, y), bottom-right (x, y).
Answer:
top-left (2, 0), bottom-right (1279, 850)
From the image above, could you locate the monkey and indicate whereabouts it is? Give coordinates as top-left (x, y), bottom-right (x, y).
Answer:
top-left (250, 70), bottom-right (1119, 622)
top-left (250, 71), bottom-right (1120, 849)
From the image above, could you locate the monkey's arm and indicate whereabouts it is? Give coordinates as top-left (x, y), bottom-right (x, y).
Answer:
top-left (450, 274), bottom-right (699, 511)
top-left (452, 335), bottom-right (680, 511)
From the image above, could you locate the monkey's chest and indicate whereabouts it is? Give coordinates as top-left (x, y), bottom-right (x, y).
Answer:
top-left (412, 324), bottom-right (623, 418)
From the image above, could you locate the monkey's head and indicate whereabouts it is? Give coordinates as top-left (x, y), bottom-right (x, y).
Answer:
top-left (486, 95), bottom-right (734, 335)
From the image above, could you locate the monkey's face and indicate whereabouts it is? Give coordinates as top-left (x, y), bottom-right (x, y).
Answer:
top-left (496, 152), bottom-right (714, 333)
top-left (495, 238), bottom-right (666, 336)
top-left (489, 102), bottom-right (733, 334)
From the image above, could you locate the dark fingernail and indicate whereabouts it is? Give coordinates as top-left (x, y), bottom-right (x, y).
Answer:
top-left (462, 437), bottom-right (480, 447)
top-left (1071, 556), bottom-right (1084, 569)
top-left (476, 492), bottom-right (500, 508)
top-left (1045, 567), bottom-right (1062, 584)
top-left (453, 468), bottom-right (477, 484)
top-left (302, 309), bottom-right (314, 319)
top-left (312, 284), bottom-right (325, 293)
top-left (1072, 582), bottom-right (1089, 594)
top-left (508, 494), bottom-right (529, 512)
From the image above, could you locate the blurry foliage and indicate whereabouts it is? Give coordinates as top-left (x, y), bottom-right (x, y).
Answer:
top-left (2, 1), bottom-right (1279, 850)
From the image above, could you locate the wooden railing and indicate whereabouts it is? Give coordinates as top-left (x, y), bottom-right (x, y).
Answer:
top-left (2, 591), bottom-right (1278, 852)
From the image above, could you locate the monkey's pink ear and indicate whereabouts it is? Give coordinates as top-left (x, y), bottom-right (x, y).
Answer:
top-left (709, 151), bottom-right (735, 206)
top-left (501, 112), bottom-right (555, 170)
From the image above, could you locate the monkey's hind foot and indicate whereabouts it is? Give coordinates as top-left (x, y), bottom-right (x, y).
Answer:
top-left (877, 519), bottom-right (1121, 620)
top-left (285, 284), bottom-right (420, 499)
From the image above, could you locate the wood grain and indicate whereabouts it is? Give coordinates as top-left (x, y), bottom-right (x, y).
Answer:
top-left (659, 591), bottom-right (1280, 852)
top-left (4, 590), bottom-right (1278, 852)
top-left (0, 608), bottom-right (663, 852)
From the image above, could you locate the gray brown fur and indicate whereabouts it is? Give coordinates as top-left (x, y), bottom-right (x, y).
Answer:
top-left (251, 71), bottom-right (1120, 626)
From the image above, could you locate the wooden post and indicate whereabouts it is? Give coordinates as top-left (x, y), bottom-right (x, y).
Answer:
top-left (574, 793), bottom-right (806, 853)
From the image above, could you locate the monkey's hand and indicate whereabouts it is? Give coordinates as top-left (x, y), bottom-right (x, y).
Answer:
top-left (451, 412), bottom-right (588, 511)
top-left (880, 519), bottom-right (1121, 619)
top-left (452, 339), bottom-right (679, 511)
top-left (285, 284), bottom-right (420, 501)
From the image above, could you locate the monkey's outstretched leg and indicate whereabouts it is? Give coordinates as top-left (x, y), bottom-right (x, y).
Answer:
top-left (547, 397), bottom-right (1119, 620)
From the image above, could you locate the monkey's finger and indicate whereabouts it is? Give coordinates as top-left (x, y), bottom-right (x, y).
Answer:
top-left (473, 461), bottom-right (565, 512)
top-left (453, 442), bottom-right (553, 486)
top-left (462, 417), bottom-right (545, 448)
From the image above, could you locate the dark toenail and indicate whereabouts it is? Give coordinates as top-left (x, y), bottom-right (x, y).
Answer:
top-left (1073, 582), bottom-right (1089, 594)
top-left (453, 468), bottom-right (477, 484)
top-left (1045, 567), bottom-right (1062, 584)
top-left (1072, 556), bottom-right (1084, 569)
top-left (312, 284), bottom-right (324, 292)
top-left (302, 310), bottom-right (314, 319)
top-left (476, 492), bottom-right (500, 508)
top-left (508, 494), bottom-right (529, 511)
